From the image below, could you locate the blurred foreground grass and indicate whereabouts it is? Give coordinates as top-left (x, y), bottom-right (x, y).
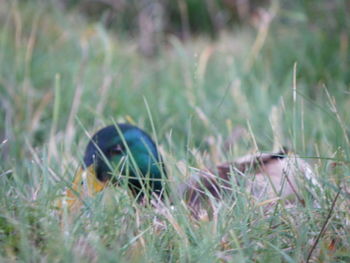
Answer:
top-left (0, 0), bottom-right (349, 262)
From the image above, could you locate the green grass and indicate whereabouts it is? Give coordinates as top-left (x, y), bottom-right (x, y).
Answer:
top-left (1, 0), bottom-right (349, 262)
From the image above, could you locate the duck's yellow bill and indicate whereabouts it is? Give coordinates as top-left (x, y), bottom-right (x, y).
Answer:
top-left (60, 165), bottom-right (107, 211)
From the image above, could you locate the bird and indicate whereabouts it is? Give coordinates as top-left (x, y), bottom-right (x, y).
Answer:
top-left (216, 149), bottom-right (316, 202)
top-left (63, 123), bottom-right (315, 217)
top-left (178, 148), bottom-right (316, 218)
top-left (64, 123), bottom-right (167, 210)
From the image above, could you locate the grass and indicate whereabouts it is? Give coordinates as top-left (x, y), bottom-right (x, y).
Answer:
top-left (0, 0), bottom-right (349, 262)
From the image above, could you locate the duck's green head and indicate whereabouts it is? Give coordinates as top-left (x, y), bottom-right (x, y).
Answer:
top-left (67, 124), bottom-right (166, 206)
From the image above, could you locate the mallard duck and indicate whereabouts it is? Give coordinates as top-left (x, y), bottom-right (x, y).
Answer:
top-left (64, 124), bottom-right (167, 210)
top-left (173, 147), bottom-right (317, 220)
top-left (63, 124), bottom-right (315, 216)
top-left (217, 150), bottom-right (316, 202)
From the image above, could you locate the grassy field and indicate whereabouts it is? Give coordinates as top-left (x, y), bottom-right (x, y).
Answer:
top-left (0, 0), bottom-right (349, 262)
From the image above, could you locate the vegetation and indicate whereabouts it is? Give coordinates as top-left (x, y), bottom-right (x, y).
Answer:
top-left (0, 0), bottom-right (349, 262)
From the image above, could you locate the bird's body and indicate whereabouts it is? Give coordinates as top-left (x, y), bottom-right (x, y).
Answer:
top-left (65, 124), bottom-right (166, 209)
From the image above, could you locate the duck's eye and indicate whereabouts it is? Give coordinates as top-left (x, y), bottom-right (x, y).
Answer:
top-left (109, 144), bottom-right (124, 155)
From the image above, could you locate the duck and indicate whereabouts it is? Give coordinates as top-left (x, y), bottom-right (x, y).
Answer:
top-left (182, 148), bottom-right (317, 218)
top-left (64, 123), bottom-right (167, 210)
top-left (63, 123), bottom-right (315, 215)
